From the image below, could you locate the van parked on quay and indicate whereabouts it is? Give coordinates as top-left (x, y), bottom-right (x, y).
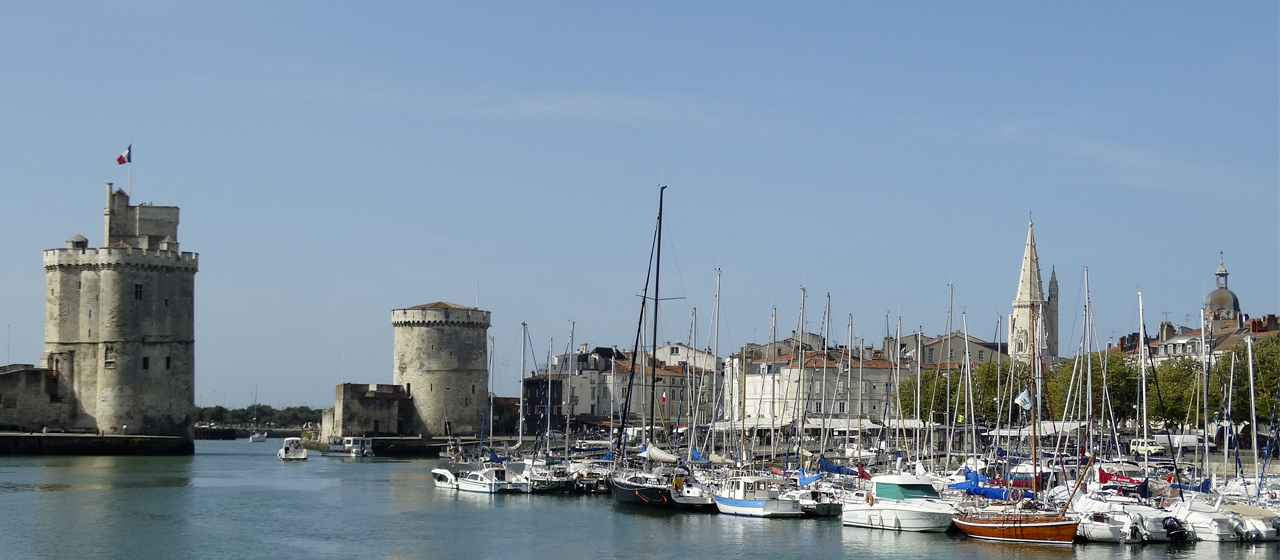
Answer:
top-left (1129, 439), bottom-right (1166, 456)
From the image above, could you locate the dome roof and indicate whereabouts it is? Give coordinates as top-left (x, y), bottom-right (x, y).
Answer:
top-left (1205, 287), bottom-right (1240, 313)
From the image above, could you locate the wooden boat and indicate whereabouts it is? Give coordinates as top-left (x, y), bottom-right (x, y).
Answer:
top-left (951, 511), bottom-right (1078, 544)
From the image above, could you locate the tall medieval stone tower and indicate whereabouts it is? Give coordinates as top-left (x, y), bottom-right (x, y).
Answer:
top-left (1009, 221), bottom-right (1057, 363)
top-left (40, 185), bottom-right (197, 436)
top-left (391, 302), bottom-right (490, 436)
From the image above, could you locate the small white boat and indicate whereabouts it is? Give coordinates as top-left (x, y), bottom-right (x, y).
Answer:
top-left (841, 474), bottom-right (954, 532)
top-left (1073, 493), bottom-right (1191, 543)
top-left (431, 468), bottom-right (459, 489)
top-left (248, 431), bottom-right (267, 442)
top-left (713, 476), bottom-right (804, 518)
top-left (325, 436), bottom-right (375, 457)
top-left (276, 437), bottom-right (308, 461)
top-left (457, 466), bottom-right (530, 494)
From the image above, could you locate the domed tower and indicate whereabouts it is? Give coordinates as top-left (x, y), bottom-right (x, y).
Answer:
top-left (1204, 258), bottom-right (1241, 332)
top-left (391, 302), bottom-right (490, 436)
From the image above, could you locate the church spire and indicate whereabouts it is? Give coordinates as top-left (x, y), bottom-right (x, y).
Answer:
top-left (1015, 220), bottom-right (1044, 304)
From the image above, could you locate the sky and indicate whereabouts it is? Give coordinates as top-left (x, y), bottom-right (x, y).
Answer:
top-left (1, 3), bottom-right (1276, 408)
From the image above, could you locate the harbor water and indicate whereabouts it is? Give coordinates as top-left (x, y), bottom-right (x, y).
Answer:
top-left (0, 440), bottom-right (1274, 559)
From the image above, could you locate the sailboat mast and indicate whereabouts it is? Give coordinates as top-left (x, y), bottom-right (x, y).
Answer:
top-left (649, 185), bottom-right (665, 447)
top-left (820, 294), bottom-right (831, 454)
top-left (770, 307), bottom-right (778, 461)
top-left (519, 323), bottom-right (526, 448)
top-left (567, 321), bottom-right (574, 460)
top-left (711, 268), bottom-right (721, 455)
top-left (1138, 292), bottom-right (1149, 463)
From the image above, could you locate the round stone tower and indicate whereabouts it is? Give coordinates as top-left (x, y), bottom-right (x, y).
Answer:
top-left (391, 302), bottom-right (490, 436)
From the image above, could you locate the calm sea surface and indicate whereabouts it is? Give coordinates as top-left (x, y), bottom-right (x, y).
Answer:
top-left (0, 440), bottom-right (1275, 559)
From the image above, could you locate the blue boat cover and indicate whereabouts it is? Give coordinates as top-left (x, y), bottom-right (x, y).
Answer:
top-left (818, 457), bottom-right (857, 476)
top-left (963, 467), bottom-right (989, 482)
top-left (947, 480), bottom-right (1035, 501)
top-left (602, 450), bottom-right (614, 462)
top-left (488, 449), bottom-right (511, 463)
top-left (689, 445), bottom-right (709, 462)
top-left (796, 467), bottom-right (823, 487)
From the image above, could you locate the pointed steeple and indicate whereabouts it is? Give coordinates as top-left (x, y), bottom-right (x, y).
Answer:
top-left (1015, 220), bottom-right (1044, 304)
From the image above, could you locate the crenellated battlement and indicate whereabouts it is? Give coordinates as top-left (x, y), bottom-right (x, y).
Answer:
top-left (391, 306), bottom-right (490, 329)
top-left (43, 247), bottom-right (199, 273)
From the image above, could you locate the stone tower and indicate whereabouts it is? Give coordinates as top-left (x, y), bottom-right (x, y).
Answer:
top-left (391, 302), bottom-right (490, 436)
top-left (1009, 221), bottom-right (1056, 363)
top-left (40, 185), bottom-right (198, 436)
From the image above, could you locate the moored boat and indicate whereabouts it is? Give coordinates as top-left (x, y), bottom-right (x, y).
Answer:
top-left (841, 474), bottom-right (954, 532)
top-left (457, 466), bottom-right (530, 494)
top-left (712, 476), bottom-right (803, 518)
top-left (951, 511), bottom-right (1079, 544)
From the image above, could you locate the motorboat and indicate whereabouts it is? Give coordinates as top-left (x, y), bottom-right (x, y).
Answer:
top-left (841, 474), bottom-right (954, 532)
top-left (325, 436), bottom-right (375, 457)
top-left (248, 431), bottom-right (267, 442)
top-left (1168, 497), bottom-right (1242, 541)
top-left (712, 476), bottom-right (804, 518)
top-left (431, 468), bottom-right (459, 489)
top-left (1073, 492), bottom-right (1191, 543)
top-left (781, 487), bottom-right (843, 517)
top-left (523, 458), bottom-right (573, 493)
top-left (276, 437), bottom-right (308, 461)
top-left (1220, 502), bottom-right (1280, 541)
top-left (457, 466), bottom-right (530, 494)
top-left (573, 463), bottom-right (612, 494)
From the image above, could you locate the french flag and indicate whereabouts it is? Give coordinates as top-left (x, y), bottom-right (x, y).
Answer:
top-left (116, 145), bottom-right (131, 165)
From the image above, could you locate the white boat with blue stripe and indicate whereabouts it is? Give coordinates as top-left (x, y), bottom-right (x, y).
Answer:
top-left (713, 476), bottom-right (804, 518)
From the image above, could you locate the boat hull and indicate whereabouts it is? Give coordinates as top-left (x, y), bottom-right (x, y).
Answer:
top-left (842, 505), bottom-right (953, 532)
top-left (952, 513), bottom-right (1078, 544)
top-left (713, 496), bottom-right (804, 518)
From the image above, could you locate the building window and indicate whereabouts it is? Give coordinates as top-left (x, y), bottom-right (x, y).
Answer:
top-left (927, 348), bottom-right (934, 362)
top-left (142, 357), bottom-right (150, 370)
top-left (978, 350), bottom-right (984, 361)
top-left (814, 401), bottom-right (822, 413)
top-left (165, 356), bottom-right (171, 369)
top-left (134, 284), bottom-right (143, 300)
top-left (838, 402), bottom-right (846, 413)
top-left (949, 348), bottom-right (954, 359)
top-left (672, 347), bottom-right (679, 355)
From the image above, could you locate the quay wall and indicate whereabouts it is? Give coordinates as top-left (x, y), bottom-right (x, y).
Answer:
top-left (0, 433), bottom-right (194, 455)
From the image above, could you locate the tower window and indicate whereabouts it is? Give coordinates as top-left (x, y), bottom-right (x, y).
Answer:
top-left (472, 384), bottom-right (475, 394)
top-left (142, 357), bottom-right (150, 370)
top-left (134, 284), bottom-right (143, 300)
top-left (164, 299), bottom-right (168, 307)
top-left (165, 357), bottom-right (171, 369)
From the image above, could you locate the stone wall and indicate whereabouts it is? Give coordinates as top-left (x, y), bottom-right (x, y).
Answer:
top-left (320, 383), bottom-right (416, 439)
top-left (0, 365), bottom-right (74, 431)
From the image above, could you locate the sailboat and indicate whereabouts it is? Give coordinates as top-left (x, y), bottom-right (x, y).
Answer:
top-left (248, 386), bottom-right (266, 442)
top-left (608, 186), bottom-right (716, 511)
top-left (951, 277), bottom-right (1082, 544)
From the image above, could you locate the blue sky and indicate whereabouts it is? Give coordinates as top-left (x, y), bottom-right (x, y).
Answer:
top-left (1, 3), bottom-right (1276, 408)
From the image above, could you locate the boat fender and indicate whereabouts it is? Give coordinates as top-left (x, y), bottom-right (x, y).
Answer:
top-left (672, 476), bottom-right (684, 490)
top-left (865, 493), bottom-right (874, 506)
